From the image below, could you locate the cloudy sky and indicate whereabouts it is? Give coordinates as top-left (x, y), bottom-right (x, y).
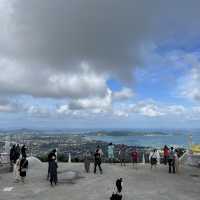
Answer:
top-left (0, 0), bottom-right (200, 129)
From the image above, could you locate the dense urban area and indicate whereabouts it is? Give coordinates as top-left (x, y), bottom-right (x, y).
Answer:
top-left (0, 129), bottom-right (163, 163)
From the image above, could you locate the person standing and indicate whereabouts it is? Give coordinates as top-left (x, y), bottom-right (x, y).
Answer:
top-left (119, 145), bottom-right (126, 166)
top-left (13, 155), bottom-right (21, 182)
top-left (10, 145), bottom-right (16, 170)
top-left (94, 145), bottom-right (103, 174)
top-left (47, 149), bottom-right (57, 180)
top-left (84, 151), bottom-right (92, 173)
top-left (149, 149), bottom-right (160, 169)
top-left (49, 156), bottom-right (58, 186)
top-left (168, 147), bottom-right (176, 174)
top-left (131, 148), bottom-right (139, 169)
top-left (163, 145), bottom-right (169, 165)
top-left (174, 149), bottom-right (180, 174)
top-left (19, 156), bottom-right (28, 183)
top-left (108, 143), bottom-right (115, 163)
top-left (15, 144), bottom-right (21, 162)
top-left (21, 145), bottom-right (27, 158)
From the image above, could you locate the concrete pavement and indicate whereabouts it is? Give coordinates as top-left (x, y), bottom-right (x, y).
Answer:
top-left (0, 163), bottom-right (199, 200)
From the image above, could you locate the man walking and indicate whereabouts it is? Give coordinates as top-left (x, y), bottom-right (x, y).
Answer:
top-left (94, 145), bottom-right (103, 174)
top-left (168, 147), bottom-right (176, 174)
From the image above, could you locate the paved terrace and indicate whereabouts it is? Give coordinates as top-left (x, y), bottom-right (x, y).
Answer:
top-left (0, 163), bottom-right (200, 200)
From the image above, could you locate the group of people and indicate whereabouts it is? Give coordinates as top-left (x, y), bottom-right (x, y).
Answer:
top-left (83, 144), bottom-right (140, 175)
top-left (7, 143), bottom-right (183, 200)
top-left (107, 144), bottom-right (140, 168)
top-left (46, 146), bottom-right (105, 187)
top-left (107, 143), bottom-right (127, 166)
top-left (149, 145), bottom-right (180, 174)
top-left (10, 144), bottom-right (29, 183)
top-left (84, 143), bottom-right (181, 175)
top-left (83, 145), bottom-right (104, 174)
top-left (163, 145), bottom-right (180, 174)
top-left (9, 142), bottom-right (181, 188)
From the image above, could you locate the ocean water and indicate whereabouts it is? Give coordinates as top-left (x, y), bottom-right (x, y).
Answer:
top-left (88, 132), bottom-right (200, 148)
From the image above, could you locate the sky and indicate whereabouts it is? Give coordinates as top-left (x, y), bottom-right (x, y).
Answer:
top-left (0, 0), bottom-right (200, 129)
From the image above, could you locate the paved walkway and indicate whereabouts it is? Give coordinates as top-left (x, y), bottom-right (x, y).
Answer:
top-left (0, 163), bottom-right (199, 200)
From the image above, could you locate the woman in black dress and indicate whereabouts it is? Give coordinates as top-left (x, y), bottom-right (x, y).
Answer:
top-left (19, 156), bottom-right (28, 183)
top-left (49, 156), bottom-right (58, 186)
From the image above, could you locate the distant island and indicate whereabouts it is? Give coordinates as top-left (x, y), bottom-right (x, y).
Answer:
top-left (86, 131), bottom-right (169, 137)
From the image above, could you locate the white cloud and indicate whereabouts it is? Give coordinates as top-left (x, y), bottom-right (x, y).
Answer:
top-left (113, 110), bottom-right (129, 117)
top-left (128, 101), bottom-right (165, 117)
top-left (112, 87), bottom-right (134, 101)
top-left (180, 67), bottom-right (200, 102)
top-left (62, 89), bottom-right (112, 111)
top-left (56, 105), bottom-right (70, 114)
top-left (0, 104), bottom-right (14, 112)
top-left (177, 54), bottom-right (200, 102)
top-left (56, 99), bottom-right (189, 119)
top-left (1, 0), bottom-right (200, 127)
top-left (26, 105), bottom-right (52, 117)
top-left (167, 105), bottom-right (185, 115)
top-left (138, 104), bottom-right (165, 117)
top-left (0, 60), bottom-right (108, 98)
top-left (192, 106), bottom-right (200, 113)
top-left (0, 99), bottom-right (20, 112)
top-left (1, 0), bottom-right (200, 99)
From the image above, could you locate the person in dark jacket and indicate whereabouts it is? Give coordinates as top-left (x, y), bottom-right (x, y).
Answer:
top-left (21, 145), bottom-right (27, 158)
top-left (49, 156), bottom-right (58, 186)
top-left (10, 145), bottom-right (16, 163)
top-left (168, 147), bottom-right (176, 174)
top-left (15, 144), bottom-right (21, 161)
top-left (47, 149), bottom-right (57, 180)
top-left (94, 146), bottom-right (103, 174)
top-left (19, 156), bottom-right (28, 183)
top-left (110, 178), bottom-right (123, 200)
top-left (9, 144), bottom-right (16, 172)
top-left (116, 178), bottom-right (123, 193)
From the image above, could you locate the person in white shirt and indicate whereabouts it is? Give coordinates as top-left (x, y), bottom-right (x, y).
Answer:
top-left (13, 156), bottom-right (21, 182)
top-left (174, 149), bottom-right (180, 174)
top-left (149, 149), bottom-right (160, 169)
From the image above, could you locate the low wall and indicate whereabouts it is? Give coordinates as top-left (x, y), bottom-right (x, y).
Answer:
top-left (0, 153), bottom-right (9, 164)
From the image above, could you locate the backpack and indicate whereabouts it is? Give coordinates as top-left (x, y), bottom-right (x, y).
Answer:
top-left (169, 150), bottom-right (175, 160)
top-left (94, 149), bottom-right (101, 159)
top-left (110, 193), bottom-right (122, 200)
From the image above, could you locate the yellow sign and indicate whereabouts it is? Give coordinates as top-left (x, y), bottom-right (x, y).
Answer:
top-left (191, 145), bottom-right (200, 153)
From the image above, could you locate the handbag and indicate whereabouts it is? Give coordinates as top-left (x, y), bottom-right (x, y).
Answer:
top-left (20, 160), bottom-right (28, 172)
top-left (21, 168), bottom-right (27, 172)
